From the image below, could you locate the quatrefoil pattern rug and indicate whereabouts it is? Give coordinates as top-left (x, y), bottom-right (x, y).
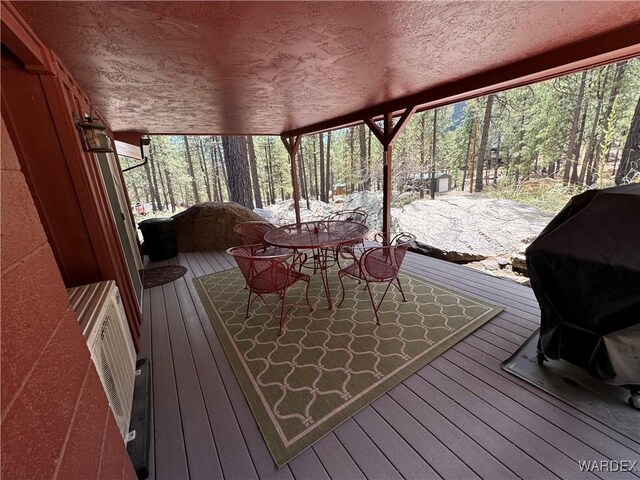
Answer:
top-left (194, 266), bottom-right (502, 467)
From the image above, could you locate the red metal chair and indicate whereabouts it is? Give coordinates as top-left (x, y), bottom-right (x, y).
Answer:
top-left (233, 221), bottom-right (276, 246)
top-left (324, 209), bottom-right (369, 261)
top-left (325, 208), bottom-right (368, 225)
top-left (227, 244), bottom-right (312, 336)
top-left (337, 232), bottom-right (415, 325)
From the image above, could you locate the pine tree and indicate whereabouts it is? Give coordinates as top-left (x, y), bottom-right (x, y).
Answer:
top-left (221, 136), bottom-right (253, 208)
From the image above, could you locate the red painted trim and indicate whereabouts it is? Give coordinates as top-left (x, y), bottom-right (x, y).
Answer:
top-left (39, 71), bottom-right (141, 342)
top-left (114, 140), bottom-right (141, 160)
top-left (1, 3), bottom-right (142, 346)
top-left (0, 2), bottom-right (49, 72)
top-left (113, 131), bottom-right (144, 147)
top-left (283, 22), bottom-right (640, 137)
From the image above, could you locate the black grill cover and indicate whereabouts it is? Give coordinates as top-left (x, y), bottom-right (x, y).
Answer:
top-left (525, 184), bottom-right (640, 385)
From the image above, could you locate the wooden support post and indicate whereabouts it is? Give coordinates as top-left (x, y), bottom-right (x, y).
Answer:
top-left (382, 112), bottom-right (393, 240)
top-left (364, 105), bottom-right (416, 242)
top-left (281, 134), bottom-right (302, 224)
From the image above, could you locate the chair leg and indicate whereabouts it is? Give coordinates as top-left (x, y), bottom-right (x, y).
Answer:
top-left (364, 280), bottom-right (381, 325)
top-left (245, 290), bottom-right (253, 318)
top-left (395, 277), bottom-right (407, 302)
top-left (337, 271), bottom-right (348, 308)
top-left (367, 280), bottom-right (395, 325)
top-left (304, 278), bottom-right (313, 311)
top-left (278, 288), bottom-right (288, 336)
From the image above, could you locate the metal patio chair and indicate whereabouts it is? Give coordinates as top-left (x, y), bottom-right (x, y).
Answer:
top-left (227, 244), bottom-right (312, 336)
top-left (325, 208), bottom-right (368, 225)
top-left (324, 208), bottom-right (369, 260)
top-left (233, 221), bottom-right (276, 246)
top-left (336, 232), bottom-right (415, 325)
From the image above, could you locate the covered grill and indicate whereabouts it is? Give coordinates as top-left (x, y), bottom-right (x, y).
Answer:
top-left (525, 184), bottom-right (640, 399)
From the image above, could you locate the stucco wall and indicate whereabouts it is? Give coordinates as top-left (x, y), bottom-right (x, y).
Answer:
top-left (1, 117), bottom-right (136, 479)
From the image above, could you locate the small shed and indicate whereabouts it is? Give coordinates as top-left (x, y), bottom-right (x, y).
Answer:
top-left (332, 184), bottom-right (348, 196)
top-left (406, 172), bottom-right (452, 193)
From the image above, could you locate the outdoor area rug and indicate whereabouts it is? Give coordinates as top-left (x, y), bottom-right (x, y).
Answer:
top-left (194, 267), bottom-right (503, 467)
top-left (143, 265), bottom-right (187, 289)
top-left (502, 330), bottom-right (639, 442)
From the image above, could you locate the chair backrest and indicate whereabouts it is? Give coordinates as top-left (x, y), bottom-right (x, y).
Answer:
top-left (327, 209), bottom-right (368, 225)
top-left (233, 221), bottom-right (275, 245)
top-left (227, 245), bottom-right (294, 294)
top-left (361, 232), bottom-right (415, 281)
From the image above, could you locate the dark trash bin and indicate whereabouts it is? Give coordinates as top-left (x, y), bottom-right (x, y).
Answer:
top-left (138, 217), bottom-right (178, 261)
top-left (525, 184), bottom-right (640, 405)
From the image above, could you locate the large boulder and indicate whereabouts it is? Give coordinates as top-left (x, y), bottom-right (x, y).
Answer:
top-left (173, 202), bottom-right (264, 251)
top-left (396, 196), bottom-right (553, 262)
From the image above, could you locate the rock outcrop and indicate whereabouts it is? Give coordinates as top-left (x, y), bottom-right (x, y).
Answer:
top-left (173, 202), bottom-right (264, 251)
top-left (395, 196), bottom-right (552, 263)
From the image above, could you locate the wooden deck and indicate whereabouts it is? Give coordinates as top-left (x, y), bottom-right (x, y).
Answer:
top-left (139, 250), bottom-right (640, 480)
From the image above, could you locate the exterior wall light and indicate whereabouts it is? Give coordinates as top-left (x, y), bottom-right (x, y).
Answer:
top-left (76, 114), bottom-right (113, 153)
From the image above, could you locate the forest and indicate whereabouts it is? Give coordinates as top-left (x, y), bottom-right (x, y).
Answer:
top-left (120, 58), bottom-right (640, 215)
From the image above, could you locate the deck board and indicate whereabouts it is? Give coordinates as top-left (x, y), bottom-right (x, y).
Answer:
top-left (387, 384), bottom-right (519, 480)
top-left (140, 250), bottom-right (639, 479)
top-left (148, 285), bottom-right (190, 479)
top-left (332, 419), bottom-right (402, 480)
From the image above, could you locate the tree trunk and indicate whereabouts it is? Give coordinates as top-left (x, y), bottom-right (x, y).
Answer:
top-left (312, 137), bottom-right (319, 200)
top-left (367, 128), bottom-right (372, 190)
top-left (602, 61), bottom-right (628, 163)
top-left (221, 136), bottom-right (253, 208)
top-left (183, 136), bottom-right (201, 204)
top-left (562, 71), bottom-right (587, 184)
top-left (420, 113), bottom-right (426, 169)
top-left (210, 136), bottom-right (222, 202)
top-left (431, 109), bottom-right (437, 199)
top-left (580, 67), bottom-right (610, 185)
top-left (246, 136), bottom-right (263, 208)
top-left (509, 101), bottom-right (527, 184)
top-left (216, 136), bottom-right (231, 200)
top-left (615, 95), bottom-right (640, 184)
top-left (326, 131), bottom-right (332, 200)
top-left (349, 128), bottom-right (355, 192)
top-left (589, 141), bottom-right (603, 185)
top-left (475, 94), bottom-right (495, 192)
top-left (149, 145), bottom-right (163, 211)
top-left (263, 142), bottom-right (273, 205)
top-left (359, 124), bottom-right (368, 190)
top-left (612, 149), bottom-right (621, 178)
top-left (132, 183), bottom-right (141, 203)
top-left (266, 138), bottom-right (276, 204)
top-left (144, 161), bottom-right (154, 207)
top-left (278, 166), bottom-right (285, 201)
top-left (319, 133), bottom-right (326, 202)
top-left (494, 134), bottom-right (501, 184)
top-left (198, 138), bottom-right (213, 201)
top-left (156, 158), bottom-right (169, 207)
top-left (571, 104), bottom-right (589, 184)
top-left (461, 122), bottom-right (472, 192)
top-left (299, 142), bottom-right (310, 209)
top-left (164, 167), bottom-right (176, 212)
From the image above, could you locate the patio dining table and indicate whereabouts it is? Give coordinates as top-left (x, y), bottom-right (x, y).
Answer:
top-left (264, 220), bottom-right (369, 309)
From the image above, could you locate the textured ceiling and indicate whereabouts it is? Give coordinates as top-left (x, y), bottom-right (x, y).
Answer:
top-left (14, 1), bottom-right (640, 135)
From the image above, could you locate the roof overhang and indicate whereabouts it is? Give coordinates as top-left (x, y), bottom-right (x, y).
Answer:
top-left (11, 1), bottom-right (640, 136)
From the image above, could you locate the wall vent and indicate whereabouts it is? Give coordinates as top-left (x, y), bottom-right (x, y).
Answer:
top-left (68, 281), bottom-right (136, 439)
